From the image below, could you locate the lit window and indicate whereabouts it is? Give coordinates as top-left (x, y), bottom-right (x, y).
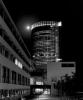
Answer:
top-left (30, 78), bottom-right (34, 85)
top-left (15, 59), bottom-right (18, 65)
top-left (15, 59), bottom-right (23, 69)
top-left (36, 81), bottom-right (43, 85)
top-left (35, 88), bottom-right (43, 93)
top-left (57, 21), bottom-right (62, 26)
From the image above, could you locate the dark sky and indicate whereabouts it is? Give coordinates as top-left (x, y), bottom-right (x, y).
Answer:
top-left (3, 0), bottom-right (80, 68)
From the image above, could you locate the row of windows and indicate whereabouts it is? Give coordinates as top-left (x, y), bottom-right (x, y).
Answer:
top-left (0, 42), bottom-right (14, 62)
top-left (1, 66), bottom-right (30, 85)
top-left (0, 27), bottom-right (30, 67)
top-left (0, 42), bottom-right (19, 65)
top-left (0, 3), bottom-right (31, 59)
top-left (0, 42), bottom-right (29, 73)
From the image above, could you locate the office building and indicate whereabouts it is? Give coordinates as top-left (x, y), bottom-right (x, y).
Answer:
top-left (0, 0), bottom-right (34, 99)
top-left (31, 21), bottom-right (62, 68)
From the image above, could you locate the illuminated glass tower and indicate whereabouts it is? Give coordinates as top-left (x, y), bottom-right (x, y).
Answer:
top-left (31, 21), bottom-right (62, 67)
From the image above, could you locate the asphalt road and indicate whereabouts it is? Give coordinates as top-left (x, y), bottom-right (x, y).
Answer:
top-left (23, 94), bottom-right (78, 100)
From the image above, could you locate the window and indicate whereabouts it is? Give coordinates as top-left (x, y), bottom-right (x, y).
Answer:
top-left (10, 54), bottom-right (14, 62)
top-left (0, 43), bottom-right (5, 55)
top-left (2, 66), bottom-right (7, 83)
top-left (0, 64), bottom-right (1, 83)
top-left (23, 66), bottom-right (29, 73)
top-left (2, 66), bottom-right (10, 83)
top-left (4, 50), bottom-right (9, 58)
top-left (0, 28), bottom-right (4, 37)
top-left (18, 74), bottom-right (21, 85)
top-left (12, 71), bottom-right (16, 84)
top-left (15, 59), bottom-right (23, 69)
top-left (0, 43), bottom-right (3, 54)
top-left (26, 77), bottom-right (27, 85)
top-left (0, 42), bottom-right (16, 64)
top-left (24, 77), bottom-right (26, 85)
top-left (6, 68), bottom-right (10, 83)
top-left (28, 79), bottom-right (30, 85)
top-left (22, 76), bottom-right (24, 85)
top-left (62, 63), bottom-right (75, 67)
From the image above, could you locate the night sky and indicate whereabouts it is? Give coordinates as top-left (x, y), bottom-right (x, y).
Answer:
top-left (3, 0), bottom-right (80, 70)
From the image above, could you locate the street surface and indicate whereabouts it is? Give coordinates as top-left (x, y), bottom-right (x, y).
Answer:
top-left (23, 94), bottom-right (78, 100)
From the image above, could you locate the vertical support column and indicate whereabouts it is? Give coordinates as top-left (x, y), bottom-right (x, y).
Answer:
top-left (10, 70), bottom-right (12, 84)
top-left (0, 64), bottom-right (1, 83)
top-left (16, 72), bottom-right (18, 85)
top-left (56, 36), bottom-right (59, 60)
top-left (0, 64), bottom-right (1, 99)
top-left (1, 65), bottom-right (3, 83)
top-left (51, 26), bottom-right (59, 62)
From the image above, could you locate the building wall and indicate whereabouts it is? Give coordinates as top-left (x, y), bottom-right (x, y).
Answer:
top-left (0, 16), bottom-right (31, 69)
top-left (0, 1), bottom-right (31, 98)
top-left (47, 62), bottom-right (76, 83)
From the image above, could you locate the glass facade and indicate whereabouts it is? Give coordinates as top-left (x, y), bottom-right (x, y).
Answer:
top-left (31, 21), bottom-right (59, 66)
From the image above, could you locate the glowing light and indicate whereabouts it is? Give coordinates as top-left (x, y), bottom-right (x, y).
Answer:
top-left (31, 21), bottom-right (62, 30)
top-left (57, 21), bottom-right (62, 26)
top-left (15, 59), bottom-right (23, 69)
top-left (36, 81), bottom-right (43, 85)
top-left (26, 25), bottom-right (31, 30)
top-left (43, 89), bottom-right (50, 94)
top-left (15, 59), bottom-right (18, 65)
top-left (30, 78), bottom-right (34, 85)
top-left (35, 88), bottom-right (43, 93)
top-left (56, 58), bottom-right (62, 62)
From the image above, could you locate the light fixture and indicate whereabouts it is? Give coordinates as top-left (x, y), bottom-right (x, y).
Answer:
top-left (57, 21), bottom-right (62, 26)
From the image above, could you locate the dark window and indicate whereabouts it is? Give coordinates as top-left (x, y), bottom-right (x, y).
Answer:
top-left (0, 65), bottom-right (1, 83)
top-left (23, 66), bottom-right (29, 74)
top-left (22, 76), bottom-right (24, 85)
top-left (27, 79), bottom-right (30, 86)
top-left (18, 74), bottom-right (21, 85)
top-left (10, 54), bottom-right (14, 62)
top-left (12, 71), bottom-right (16, 84)
top-left (5, 50), bottom-right (9, 58)
top-left (0, 43), bottom-right (3, 54)
top-left (24, 77), bottom-right (26, 85)
top-left (25, 77), bottom-right (26, 85)
top-left (2, 66), bottom-right (10, 83)
top-left (0, 28), bottom-right (4, 37)
top-left (6, 68), bottom-right (10, 83)
top-left (2, 66), bottom-right (6, 83)
top-left (62, 63), bottom-right (75, 67)
top-left (0, 44), bottom-right (5, 55)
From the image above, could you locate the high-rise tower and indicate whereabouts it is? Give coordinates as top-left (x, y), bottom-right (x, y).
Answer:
top-left (31, 21), bottom-right (62, 68)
